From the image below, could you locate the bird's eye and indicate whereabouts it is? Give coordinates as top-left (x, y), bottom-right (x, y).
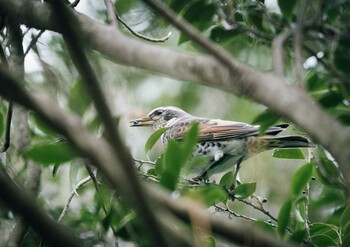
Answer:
top-left (155, 110), bottom-right (163, 115)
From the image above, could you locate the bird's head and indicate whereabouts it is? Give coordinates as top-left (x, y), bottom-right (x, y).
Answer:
top-left (130, 106), bottom-right (189, 130)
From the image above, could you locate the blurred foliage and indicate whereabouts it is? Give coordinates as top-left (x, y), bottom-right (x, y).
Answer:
top-left (0, 0), bottom-right (350, 246)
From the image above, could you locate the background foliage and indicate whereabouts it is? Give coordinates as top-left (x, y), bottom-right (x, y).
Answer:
top-left (0, 0), bottom-right (350, 246)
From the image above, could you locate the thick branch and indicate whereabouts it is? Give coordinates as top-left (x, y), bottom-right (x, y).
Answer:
top-left (0, 0), bottom-right (349, 190)
top-left (0, 168), bottom-right (81, 247)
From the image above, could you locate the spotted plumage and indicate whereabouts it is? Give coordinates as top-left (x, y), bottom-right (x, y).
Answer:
top-left (130, 106), bottom-right (313, 179)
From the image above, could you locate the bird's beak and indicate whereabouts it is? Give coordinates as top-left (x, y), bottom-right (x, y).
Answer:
top-left (129, 117), bottom-right (153, 127)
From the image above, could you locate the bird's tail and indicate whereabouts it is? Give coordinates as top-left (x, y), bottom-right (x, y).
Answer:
top-left (265, 135), bottom-right (314, 149)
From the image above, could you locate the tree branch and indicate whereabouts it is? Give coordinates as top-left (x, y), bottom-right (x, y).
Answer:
top-left (272, 29), bottom-right (293, 78)
top-left (50, 2), bottom-right (167, 246)
top-left (0, 67), bottom-right (297, 247)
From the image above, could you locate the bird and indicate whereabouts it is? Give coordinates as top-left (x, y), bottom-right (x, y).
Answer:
top-left (130, 106), bottom-right (313, 180)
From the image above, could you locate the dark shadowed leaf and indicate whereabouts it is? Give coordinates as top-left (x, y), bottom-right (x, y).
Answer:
top-left (210, 26), bottom-right (241, 44)
top-left (305, 71), bottom-right (326, 92)
top-left (278, 198), bottom-right (292, 236)
top-left (277, 0), bottom-right (297, 19)
top-left (291, 163), bottom-right (313, 196)
top-left (179, 1), bottom-right (216, 44)
top-left (219, 171), bottom-right (235, 190)
top-left (318, 91), bottom-right (343, 108)
top-left (23, 141), bottom-right (77, 166)
top-left (31, 113), bottom-right (58, 136)
top-left (315, 148), bottom-right (346, 190)
top-left (144, 127), bottom-right (168, 153)
top-left (233, 182), bottom-right (256, 199)
top-left (272, 148), bottom-right (305, 160)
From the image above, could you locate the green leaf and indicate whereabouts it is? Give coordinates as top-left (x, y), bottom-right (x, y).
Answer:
top-left (272, 148), bottom-right (305, 160)
top-left (144, 127), bottom-right (168, 153)
top-left (315, 148), bottom-right (346, 190)
top-left (219, 171), bottom-right (235, 190)
top-left (23, 141), bottom-right (77, 166)
top-left (179, 1), bottom-right (216, 44)
top-left (203, 236), bottom-right (216, 247)
top-left (334, 39), bottom-right (350, 77)
top-left (52, 163), bottom-right (60, 177)
top-left (252, 109), bottom-right (280, 135)
top-left (181, 122), bottom-right (199, 158)
top-left (160, 139), bottom-right (183, 190)
top-left (68, 78), bottom-right (91, 116)
top-left (31, 113), bottom-right (57, 136)
top-left (341, 206), bottom-right (350, 246)
top-left (277, 0), bottom-right (297, 19)
top-left (305, 71), bottom-right (326, 92)
top-left (0, 110), bottom-right (4, 138)
top-left (277, 198), bottom-right (292, 236)
top-left (291, 163), bottom-right (313, 196)
top-left (233, 182), bottom-right (256, 199)
top-left (318, 91), bottom-right (343, 108)
top-left (340, 206), bottom-right (350, 230)
top-left (154, 154), bottom-right (164, 175)
top-left (184, 186), bottom-right (227, 206)
top-left (210, 26), bottom-right (241, 44)
top-left (310, 223), bottom-right (340, 246)
top-left (160, 124), bottom-right (199, 190)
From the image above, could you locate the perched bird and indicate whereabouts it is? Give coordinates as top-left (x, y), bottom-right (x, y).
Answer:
top-left (130, 106), bottom-right (313, 180)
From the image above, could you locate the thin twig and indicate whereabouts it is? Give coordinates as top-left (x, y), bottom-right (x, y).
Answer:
top-left (304, 183), bottom-right (312, 244)
top-left (236, 197), bottom-right (278, 223)
top-left (272, 29), bottom-right (293, 78)
top-left (57, 176), bottom-right (92, 223)
top-left (117, 14), bottom-right (171, 42)
top-left (103, 0), bottom-right (118, 25)
top-left (69, 0), bottom-right (80, 8)
top-left (84, 162), bottom-right (109, 215)
top-left (23, 30), bottom-right (45, 57)
top-left (1, 101), bottom-right (13, 153)
top-left (215, 204), bottom-right (257, 223)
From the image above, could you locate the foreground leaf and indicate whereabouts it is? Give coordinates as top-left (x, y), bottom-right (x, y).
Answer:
top-left (278, 198), bottom-right (292, 236)
top-left (291, 163), bottom-right (313, 196)
top-left (23, 141), bottom-right (77, 166)
top-left (144, 127), bottom-right (168, 153)
top-left (252, 109), bottom-right (281, 135)
top-left (184, 186), bottom-right (227, 206)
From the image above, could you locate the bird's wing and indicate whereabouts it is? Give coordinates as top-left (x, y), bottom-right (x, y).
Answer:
top-left (197, 119), bottom-right (259, 141)
top-left (169, 117), bottom-right (288, 142)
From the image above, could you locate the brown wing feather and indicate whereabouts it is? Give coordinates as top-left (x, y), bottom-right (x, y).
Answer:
top-left (168, 116), bottom-right (288, 142)
top-left (197, 119), bottom-right (259, 141)
top-left (169, 117), bottom-right (259, 141)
